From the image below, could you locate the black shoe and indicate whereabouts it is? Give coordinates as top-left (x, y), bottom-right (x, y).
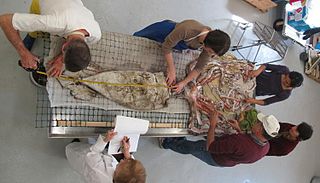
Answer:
top-left (158, 137), bottom-right (177, 149)
top-left (23, 34), bottom-right (36, 51)
top-left (29, 63), bottom-right (47, 88)
top-left (173, 137), bottom-right (186, 141)
top-left (30, 72), bottom-right (47, 88)
top-left (71, 138), bottom-right (80, 143)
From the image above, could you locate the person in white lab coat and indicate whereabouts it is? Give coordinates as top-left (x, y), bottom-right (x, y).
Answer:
top-left (65, 130), bottom-right (146, 183)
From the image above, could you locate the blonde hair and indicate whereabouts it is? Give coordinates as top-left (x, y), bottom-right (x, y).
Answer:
top-left (113, 159), bottom-right (146, 183)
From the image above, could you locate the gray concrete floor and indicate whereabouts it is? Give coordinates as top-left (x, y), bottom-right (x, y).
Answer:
top-left (0, 0), bottom-right (319, 183)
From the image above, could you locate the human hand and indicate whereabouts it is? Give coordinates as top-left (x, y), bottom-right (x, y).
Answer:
top-left (121, 136), bottom-right (130, 152)
top-left (171, 81), bottom-right (186, 94)
top-left (227, 119), bottom-right (240, 131)
top-left (104, 129), bottom-right (117, 142)
top-left (208, 110), bottom-right (219, 126)
top-left (20, 51), bottom-right (39, 69)
top-left (243, 98), bottom-right (255, 104)
top-left (46, 56), bottom-right (64, 77)
top-left (166, 66), bottom-right (176, 86)
top-left (121, 136), bottom-right (131, 159)
top-left (247, 70), bottom-right (259, 78)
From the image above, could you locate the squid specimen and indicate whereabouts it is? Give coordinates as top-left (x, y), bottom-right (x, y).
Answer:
top-left (56, 63), bottom-right (170, 110)
top-left (184, 54), bottom-right (256, 135)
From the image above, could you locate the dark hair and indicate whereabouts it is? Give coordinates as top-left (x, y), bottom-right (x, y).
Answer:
top-left (64, 39), bottom-right (91, 72)
top-left (297, 122), bottom-right (313, 141)
top-left (203, 30), bottom-right (231, 56)
top-left (289, 71), bottom-right (303, 87)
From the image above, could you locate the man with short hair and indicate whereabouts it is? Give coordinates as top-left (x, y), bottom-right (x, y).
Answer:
top-left (267, 122), bottom-right (313, 156)
top-left (0, 0), bottom-right (101, 87)
top-left (244, 64), bottom-right (304, 105)
top-left (134, 19), bottom-right (231, 93)
top-left (160, 111), bottom-right (280, 167)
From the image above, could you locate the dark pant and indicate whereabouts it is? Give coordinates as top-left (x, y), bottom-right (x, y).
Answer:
top-left (163, 138), bottom-right (220, 166)
top-left (133, 20), bottom-right (190, 51)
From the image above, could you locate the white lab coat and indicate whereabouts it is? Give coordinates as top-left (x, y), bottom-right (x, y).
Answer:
top-left (65, 135), bottom-right (118, 183)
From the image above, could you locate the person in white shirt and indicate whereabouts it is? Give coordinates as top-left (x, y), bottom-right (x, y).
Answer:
top-left (0, 0), bottom-right (101, 87)
top-left (66, 130), bottom-right (146, 183)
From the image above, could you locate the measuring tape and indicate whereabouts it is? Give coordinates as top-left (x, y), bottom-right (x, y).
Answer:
top-left (36, 71), bottom-right (171, 88)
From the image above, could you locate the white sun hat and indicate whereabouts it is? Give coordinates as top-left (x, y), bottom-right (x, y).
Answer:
top-left (257, 113), bottom-right (280, 137)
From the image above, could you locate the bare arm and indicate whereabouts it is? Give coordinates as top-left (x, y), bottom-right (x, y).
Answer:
top-left (0, 14), bottom-right (38, 69)
top-left (244, 98), bottom-right (265, 105)
top-left (172, 69), bottom-right (199, 93)
top-left (162, 23), bottom-right (190, 86)
top-left (248, 64), bottom-right (266, 78)
top-left (245, 92), bottom-right (290, 106)
top-left (257, 92), bottom-right (290, 106)
top-left (0, 14), bottom-right (26, 55)
top-left (164, 52), bottom-right (176, 86)
top-left (206, 111), bottom-right (218, 150)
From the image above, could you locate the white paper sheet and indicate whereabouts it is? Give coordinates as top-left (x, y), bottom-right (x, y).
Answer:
top-left (108, 116), bottom-right (149, 154)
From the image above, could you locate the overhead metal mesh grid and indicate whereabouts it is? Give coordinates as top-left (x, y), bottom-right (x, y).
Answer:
top-left (35, 21), bottom-right (261, 136)
top-left (36, 32), bottom-right (194, 131)
top-left (36, 87), bottom-right (189, 129)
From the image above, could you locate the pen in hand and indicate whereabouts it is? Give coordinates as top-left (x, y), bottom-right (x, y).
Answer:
top-left (117, 137), bottom-right (130, 153)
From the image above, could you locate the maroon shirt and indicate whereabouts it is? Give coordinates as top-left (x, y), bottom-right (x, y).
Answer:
top-left (267, 123), bottom-right (299, 156)
top-left (209, 134), bottom-right (269, 167)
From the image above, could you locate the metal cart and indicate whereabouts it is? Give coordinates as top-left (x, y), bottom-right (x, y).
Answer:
top-left (231, 21), bottom-right (289, 64)
top-left (209, 19), bottom-right (289, 65)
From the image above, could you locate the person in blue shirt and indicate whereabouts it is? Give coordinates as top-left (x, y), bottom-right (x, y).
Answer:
top-left (244, 64), bottom-right (303, 106)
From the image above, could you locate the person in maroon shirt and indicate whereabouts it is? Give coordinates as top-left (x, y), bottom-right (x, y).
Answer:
top-left (159, 111), bottom-right (280, 167)
top-left (267, 122), bottom-right (313, 156)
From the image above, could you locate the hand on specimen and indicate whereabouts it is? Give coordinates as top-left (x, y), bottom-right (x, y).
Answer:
top-left (47, 55), bottom-right (63, 77)
top-left (166, 66), bottom-right (176, 86)
top-left (171, 81), bottom-right (186, 93)
top-left (247, 70), bottom-right (260, 78)
top-left (227, 119), bottom-right (241, 131)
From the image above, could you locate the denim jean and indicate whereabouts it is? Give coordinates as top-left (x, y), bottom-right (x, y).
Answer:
top-left (133, 20), bottom-right (190, 51)
top-left (163, 138), bottom-right (220, 167)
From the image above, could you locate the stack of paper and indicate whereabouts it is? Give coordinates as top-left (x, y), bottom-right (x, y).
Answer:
top-left (108, 116), bottom-right (149, 154)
